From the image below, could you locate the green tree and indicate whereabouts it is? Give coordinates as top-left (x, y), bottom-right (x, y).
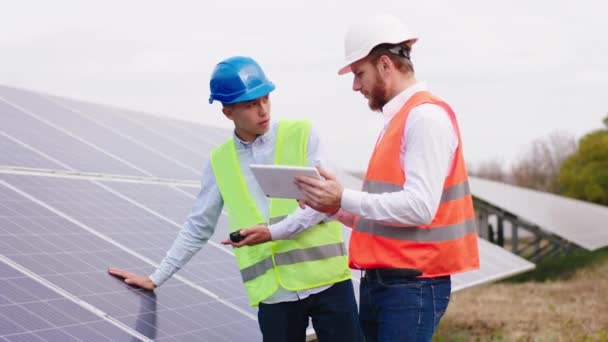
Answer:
top-left (559, 116), bottom-right (608, 205)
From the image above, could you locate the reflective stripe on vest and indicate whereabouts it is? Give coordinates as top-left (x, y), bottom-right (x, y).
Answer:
top-left (356, 180), bottom-right (474, 241)
top-left (355, 218), bottom-right (476, 242)
top-left (362, 180), bottom-right (470, 202)
top-left (349, 91), bottom-right (480, 277)
top-left (210, 120), bottom-right (350, 306)
top-left (241, 242), bottom-right (347, 282)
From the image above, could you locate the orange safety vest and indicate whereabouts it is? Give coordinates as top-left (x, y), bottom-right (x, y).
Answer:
top-left (349, 91), bottom-right (480, 277)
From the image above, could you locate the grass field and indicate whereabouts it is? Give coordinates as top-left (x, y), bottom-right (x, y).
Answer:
top-left (434, 248), bottom-right (608, 341)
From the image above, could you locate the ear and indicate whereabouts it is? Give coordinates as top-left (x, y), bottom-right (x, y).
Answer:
top-left (378, 55), bottom-right (392, 75)
top-left (222, 106), bottom-right (234, 121)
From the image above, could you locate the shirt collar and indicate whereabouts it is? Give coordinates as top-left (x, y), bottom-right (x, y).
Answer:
top-left (381, 81), bottom-right (428, 125)
top-left (232, 121), bottom-right (276, 148)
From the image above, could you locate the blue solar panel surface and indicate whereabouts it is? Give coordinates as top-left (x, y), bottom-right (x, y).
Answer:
top-left (0, 94), bottom-right (144, 176)
top-left (49, 96), bottom-right (214, 179)
top-left (0, 260), bottom-right (138, 342)
top-left (0, 132), bottom-right (66, 170)
top-left (0, 174), bottom-right (260, 341)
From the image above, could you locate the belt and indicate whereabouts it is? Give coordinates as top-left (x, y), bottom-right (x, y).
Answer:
top-left (362, 268), bottom-right (423, 280)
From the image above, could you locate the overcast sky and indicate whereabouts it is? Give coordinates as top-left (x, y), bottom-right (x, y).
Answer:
top-left (2, 0), bottom-right (607, 172)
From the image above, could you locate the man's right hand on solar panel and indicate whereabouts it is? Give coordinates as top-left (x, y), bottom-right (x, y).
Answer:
top-left (107, 267), bottom-right (156, 291)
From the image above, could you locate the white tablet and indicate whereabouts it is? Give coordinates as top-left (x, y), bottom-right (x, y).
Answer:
top-left (250, 164), bottom-right (321, 199)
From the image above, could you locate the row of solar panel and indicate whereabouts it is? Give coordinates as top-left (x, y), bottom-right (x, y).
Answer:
top-left (470, 177), bottom-right (608, 251)
top-left (0, 84), bottom-right (228, 180)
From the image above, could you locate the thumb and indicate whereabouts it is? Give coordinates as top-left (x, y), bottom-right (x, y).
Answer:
top-left (297, 199), bottom-right (307, 209)
top-left (316, 166), bottom-right (335, 181)
top-left (124, 278), bottom-right (132, 284)
top-left (239, 228), bottom-right (254, 236)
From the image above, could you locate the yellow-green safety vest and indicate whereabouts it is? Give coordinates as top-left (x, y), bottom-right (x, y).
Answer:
top-left (210, 120), bottom-right (351, 306)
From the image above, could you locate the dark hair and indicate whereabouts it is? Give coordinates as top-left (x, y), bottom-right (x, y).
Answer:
top-left (368, 43), bottom-right (414, 74)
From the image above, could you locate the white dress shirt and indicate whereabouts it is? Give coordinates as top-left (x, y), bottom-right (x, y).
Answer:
top-left (336, 82), bottom-right (459, 227)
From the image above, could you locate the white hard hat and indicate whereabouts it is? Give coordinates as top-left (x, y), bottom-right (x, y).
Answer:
top-left (338, 14), bottom-right (418, 75)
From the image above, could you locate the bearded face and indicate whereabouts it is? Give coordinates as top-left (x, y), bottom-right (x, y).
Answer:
top-left (352, 59), bottom-right (391, 112)
top-left (367, 72), bottom-right (389, 112)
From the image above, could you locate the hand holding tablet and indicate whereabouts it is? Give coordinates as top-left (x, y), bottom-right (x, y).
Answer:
top-left (250, 164), bottom-right (321, 199)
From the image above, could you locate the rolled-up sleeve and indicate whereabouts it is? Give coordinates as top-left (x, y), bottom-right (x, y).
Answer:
top-left (150, 160), bottom-right (223, 286)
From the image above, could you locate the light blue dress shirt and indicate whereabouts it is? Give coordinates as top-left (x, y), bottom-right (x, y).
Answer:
top-left (150, 121), bottom-right (333, 303)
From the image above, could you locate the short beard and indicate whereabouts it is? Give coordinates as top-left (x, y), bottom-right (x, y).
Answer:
top-left (367, 75), bottom-right (388, 112)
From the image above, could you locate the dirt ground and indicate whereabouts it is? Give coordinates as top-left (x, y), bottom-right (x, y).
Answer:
top-left (434, 260), bottom-right (608, 341)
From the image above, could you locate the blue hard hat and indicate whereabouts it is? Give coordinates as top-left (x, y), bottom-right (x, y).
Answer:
top-left (208, 56), bottom-right (276, 104)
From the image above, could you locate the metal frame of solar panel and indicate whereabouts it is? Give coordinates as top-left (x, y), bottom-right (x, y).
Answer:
top-left (1, 84), bottom-right (536, 341)
top-left (470, 177), bottom-right (608, 251)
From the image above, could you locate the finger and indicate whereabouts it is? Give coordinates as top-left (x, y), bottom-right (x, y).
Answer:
top-left (227, 233), bottom-right (255, 248)
top-left (239, 228), bottom-right (254, 236)
top-left (294, 175), bottom-right (324, 188)
top-left (295, 181), bottom-right (320, 197)
top-left (221, 238), bottom-right (239, 247)
top-left (297, 199), bottom-right (307, 209)
top-left (316, 166), bottom-right (336, 181)
top-left (108, 268), bottom-right (128, 278)
top-left (242, 233), bottom-right (261, 245)
top-left (239, 231), bottom-right (269, 247)
top-left (231, 238), bottom-right (250, 248)
top-left (125, 278), bottom-right (144, 288)
top-left (298, 186), bottom-right (323, 203)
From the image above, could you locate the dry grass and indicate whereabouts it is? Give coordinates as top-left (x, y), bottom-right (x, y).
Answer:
top-left (434, 257), bottom-right (608, 341)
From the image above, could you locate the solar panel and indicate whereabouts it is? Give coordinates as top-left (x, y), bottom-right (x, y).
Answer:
top-left (451, 239), bottom-right (535, 292)
top-left (114, 108), bottom-right (230, 154)
top-left (0, 86), bottom-right (203, 180)
top-left (0, 174), bottom-right (261, 341)
top-left (48, 96), bottom-right (213, 179)
top-left (0, 259), bottom-right (140, 342)
top-left (0, 132), bottom-right (66, 170)
top-left (470, 177), bottom-right (608, 251)
top-left (0, 173), bottom-right (254, 313)
top-left (0, 88), bottom-right (145, 177)
top-left (100, 181), bottom-right (233, 246)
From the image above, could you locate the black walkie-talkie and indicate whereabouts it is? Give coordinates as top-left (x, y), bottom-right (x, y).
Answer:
top-left (229, 229), bottom-right (245, 243)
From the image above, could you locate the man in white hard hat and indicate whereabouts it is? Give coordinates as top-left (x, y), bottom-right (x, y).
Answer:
top-left (295, 14), bottom-right (480, 342)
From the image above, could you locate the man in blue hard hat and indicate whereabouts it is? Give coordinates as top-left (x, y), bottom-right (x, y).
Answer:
top-left (109, 56), bottom-right (362, 342)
